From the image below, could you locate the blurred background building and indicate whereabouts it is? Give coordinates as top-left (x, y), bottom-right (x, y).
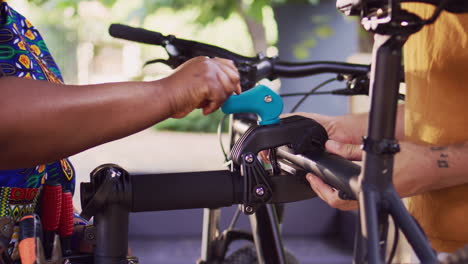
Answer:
top-left (16, 0), bottom-right (374, 262)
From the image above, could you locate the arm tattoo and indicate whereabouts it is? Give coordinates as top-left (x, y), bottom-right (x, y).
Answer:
top-left (430, 146), bottom-right (448, 151)
top-left (430, 146), bottom-right (449, 168)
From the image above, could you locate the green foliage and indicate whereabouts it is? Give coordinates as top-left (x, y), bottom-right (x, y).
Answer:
top-left (155, 109), bottom-right (228, 133)
top-left (25, 0), bottom-right (333, 132)
top-left (293, 15), bottom-right (334, 59)
top-left (27, 0), bottom-right (322, 24)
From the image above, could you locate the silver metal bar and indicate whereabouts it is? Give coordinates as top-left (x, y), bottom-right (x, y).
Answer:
top-left (200, 208), bottom-right (221, 261)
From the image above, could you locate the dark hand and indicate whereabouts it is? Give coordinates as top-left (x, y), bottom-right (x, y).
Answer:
top-left (160, 56), bottom-right (241, 118)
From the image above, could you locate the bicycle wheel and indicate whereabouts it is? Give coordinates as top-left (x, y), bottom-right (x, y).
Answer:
top-left (441, 245), bottom-right (468, 264)
top-left (222, 245), bottom-right (299, 264)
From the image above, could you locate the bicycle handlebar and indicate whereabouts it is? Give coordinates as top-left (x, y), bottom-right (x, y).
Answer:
top-left (273, 61), bottom-right (369, 78)
top-left (109, 24), bottom-right (257, 63)
top-left (109, 24), bottom-right (370, 90)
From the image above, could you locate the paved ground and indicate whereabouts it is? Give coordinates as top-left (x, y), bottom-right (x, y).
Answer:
top-left (129, 236), bottom-right (352, 264)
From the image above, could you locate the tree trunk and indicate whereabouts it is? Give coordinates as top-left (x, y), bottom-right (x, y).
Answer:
top-left (236, 0), bottom-right (268, 54)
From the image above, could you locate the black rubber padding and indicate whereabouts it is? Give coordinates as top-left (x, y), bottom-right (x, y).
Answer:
top-left (131, 170), bottom-right (243, 212)
top-left (109, 24), bottom-right (165, 45)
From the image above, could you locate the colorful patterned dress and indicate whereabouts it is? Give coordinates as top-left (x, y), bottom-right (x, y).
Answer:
top-left (0, 0), bottom-right (75, 259)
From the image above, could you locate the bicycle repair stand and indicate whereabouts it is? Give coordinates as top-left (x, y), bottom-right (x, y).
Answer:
top-left (348, 1), bottom-right (440, 263)
top-left (79, 85), bottom-right (328, 264)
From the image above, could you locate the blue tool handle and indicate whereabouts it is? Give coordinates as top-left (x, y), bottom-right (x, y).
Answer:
top-left (221, 85), bottom-right (283, 125)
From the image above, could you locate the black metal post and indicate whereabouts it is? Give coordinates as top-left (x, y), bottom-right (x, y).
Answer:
top-left (387, 191), bottom-right (437, 262)
top-left (355, 32), bottom-right (405, 264)
top-left (81, 165), bottom-right (133, 264)
top-left (353, 210), bottom-right (366, 264)
top-left (249, 204), bottom-right (286, 264)
top-left (94, 203), bottom-right (129, 264)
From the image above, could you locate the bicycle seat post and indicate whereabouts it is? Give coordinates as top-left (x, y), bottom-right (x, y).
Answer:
top-left (355, 2), bottom-right (438, 263)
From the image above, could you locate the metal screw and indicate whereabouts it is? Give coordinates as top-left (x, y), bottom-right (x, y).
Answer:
top-left (109, 168), bottom-right (121, 178)
top-left (255, 187), bottom-right (265, 196)
top-left (264, 95), bottom-right (273, 103)
top-left (86, 231), bottom-right (95, 241)
top-left (245, 206), bottom-right (253, 213)
top-left (244, 154), bottom-right (254, 163)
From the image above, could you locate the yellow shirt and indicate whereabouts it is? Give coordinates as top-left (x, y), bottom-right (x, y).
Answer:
top-left (404, 3), bottom-right (468, 252)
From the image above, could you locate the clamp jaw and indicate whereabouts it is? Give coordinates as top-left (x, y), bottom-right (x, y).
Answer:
top-left (222, 85), bottom-right (328, 214)
top-left (230, 116), bottom-right (328, 214)
top-left (222, 85), bottom-right (283, 125)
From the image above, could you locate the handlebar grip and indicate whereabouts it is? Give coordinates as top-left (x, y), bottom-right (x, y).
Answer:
top-left (131, 170), bottom-right (243, 212)
top-left (109, 24), bottom-right (165, 46)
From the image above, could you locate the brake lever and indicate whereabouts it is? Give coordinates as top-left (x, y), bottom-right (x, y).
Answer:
top-left (143, 55), bottom-right (190, 69)
top-left (143, 59), bottom-right (171, 67)
top-left (236, 63), bottom-right (257, 91)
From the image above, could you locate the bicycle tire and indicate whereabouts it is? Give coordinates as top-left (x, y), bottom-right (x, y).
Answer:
top-left (441, 245), bottom-right (468, 264)
top-left (222, 245), bottom-right (299, 264)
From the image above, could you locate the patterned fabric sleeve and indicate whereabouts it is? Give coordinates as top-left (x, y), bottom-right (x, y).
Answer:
top-left (0, 1), bottom-right (76, 259)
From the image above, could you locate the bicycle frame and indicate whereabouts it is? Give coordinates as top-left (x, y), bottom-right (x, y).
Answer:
top-left (348, 2), bottom-right (443, 263)
top-left (354, 34), bottom-right (437, 264)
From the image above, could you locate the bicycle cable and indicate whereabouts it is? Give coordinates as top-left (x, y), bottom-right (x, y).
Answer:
top-left (290, 77), bottom-right (337, 112)
top-left (422, 0), bottom-right (450, 25)
top-left (218, 113), bottom-right (229, 163)
top-left (227, 206), bottom-right (242, 231)
top-left (387, 214), bottom-right (400, 264)
top-left (280, 91), bottom-right (334, 97)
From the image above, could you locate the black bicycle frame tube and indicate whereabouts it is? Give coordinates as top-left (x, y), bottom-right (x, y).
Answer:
top-left (249, 204), bottom-right (286, 264)
top-left (353, 210), bottom-right (367, 264)
top-left (386, 190), bottom-right (436, 259)
top-left (358, 33), bottom-right (438, 263)
top-left (358, 33), bottom-right (402, 264)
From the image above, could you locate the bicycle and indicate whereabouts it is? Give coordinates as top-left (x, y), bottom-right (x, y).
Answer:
top-left (63, 0), bottom-right (468, 263)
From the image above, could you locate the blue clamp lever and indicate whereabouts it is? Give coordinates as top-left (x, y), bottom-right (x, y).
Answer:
top-left (221, 85), bottom-right (283, 125)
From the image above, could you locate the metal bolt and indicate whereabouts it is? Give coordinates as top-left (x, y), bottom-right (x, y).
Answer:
top-left (245, 206), bottom-right (253, 213)
top-left (86, 231), bottom-right (95, 241)
top-left (109, 168), bottom-right (121, 178)
top-left (264, 95), bottom-right (273, 103)
top-left (255, 187), bottom-right (265, 196)
top-left (244, 154), bottom-right (254, 163)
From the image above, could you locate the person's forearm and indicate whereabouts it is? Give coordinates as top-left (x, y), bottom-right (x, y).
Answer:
top-left (0, 77), bottom-right (173, 169)
top-left (395, 104), bottom-right (405, 140)
top-left (395, 141), bottom-right (468, 197)
top-left (336, 104), bottom-right (405, 142)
